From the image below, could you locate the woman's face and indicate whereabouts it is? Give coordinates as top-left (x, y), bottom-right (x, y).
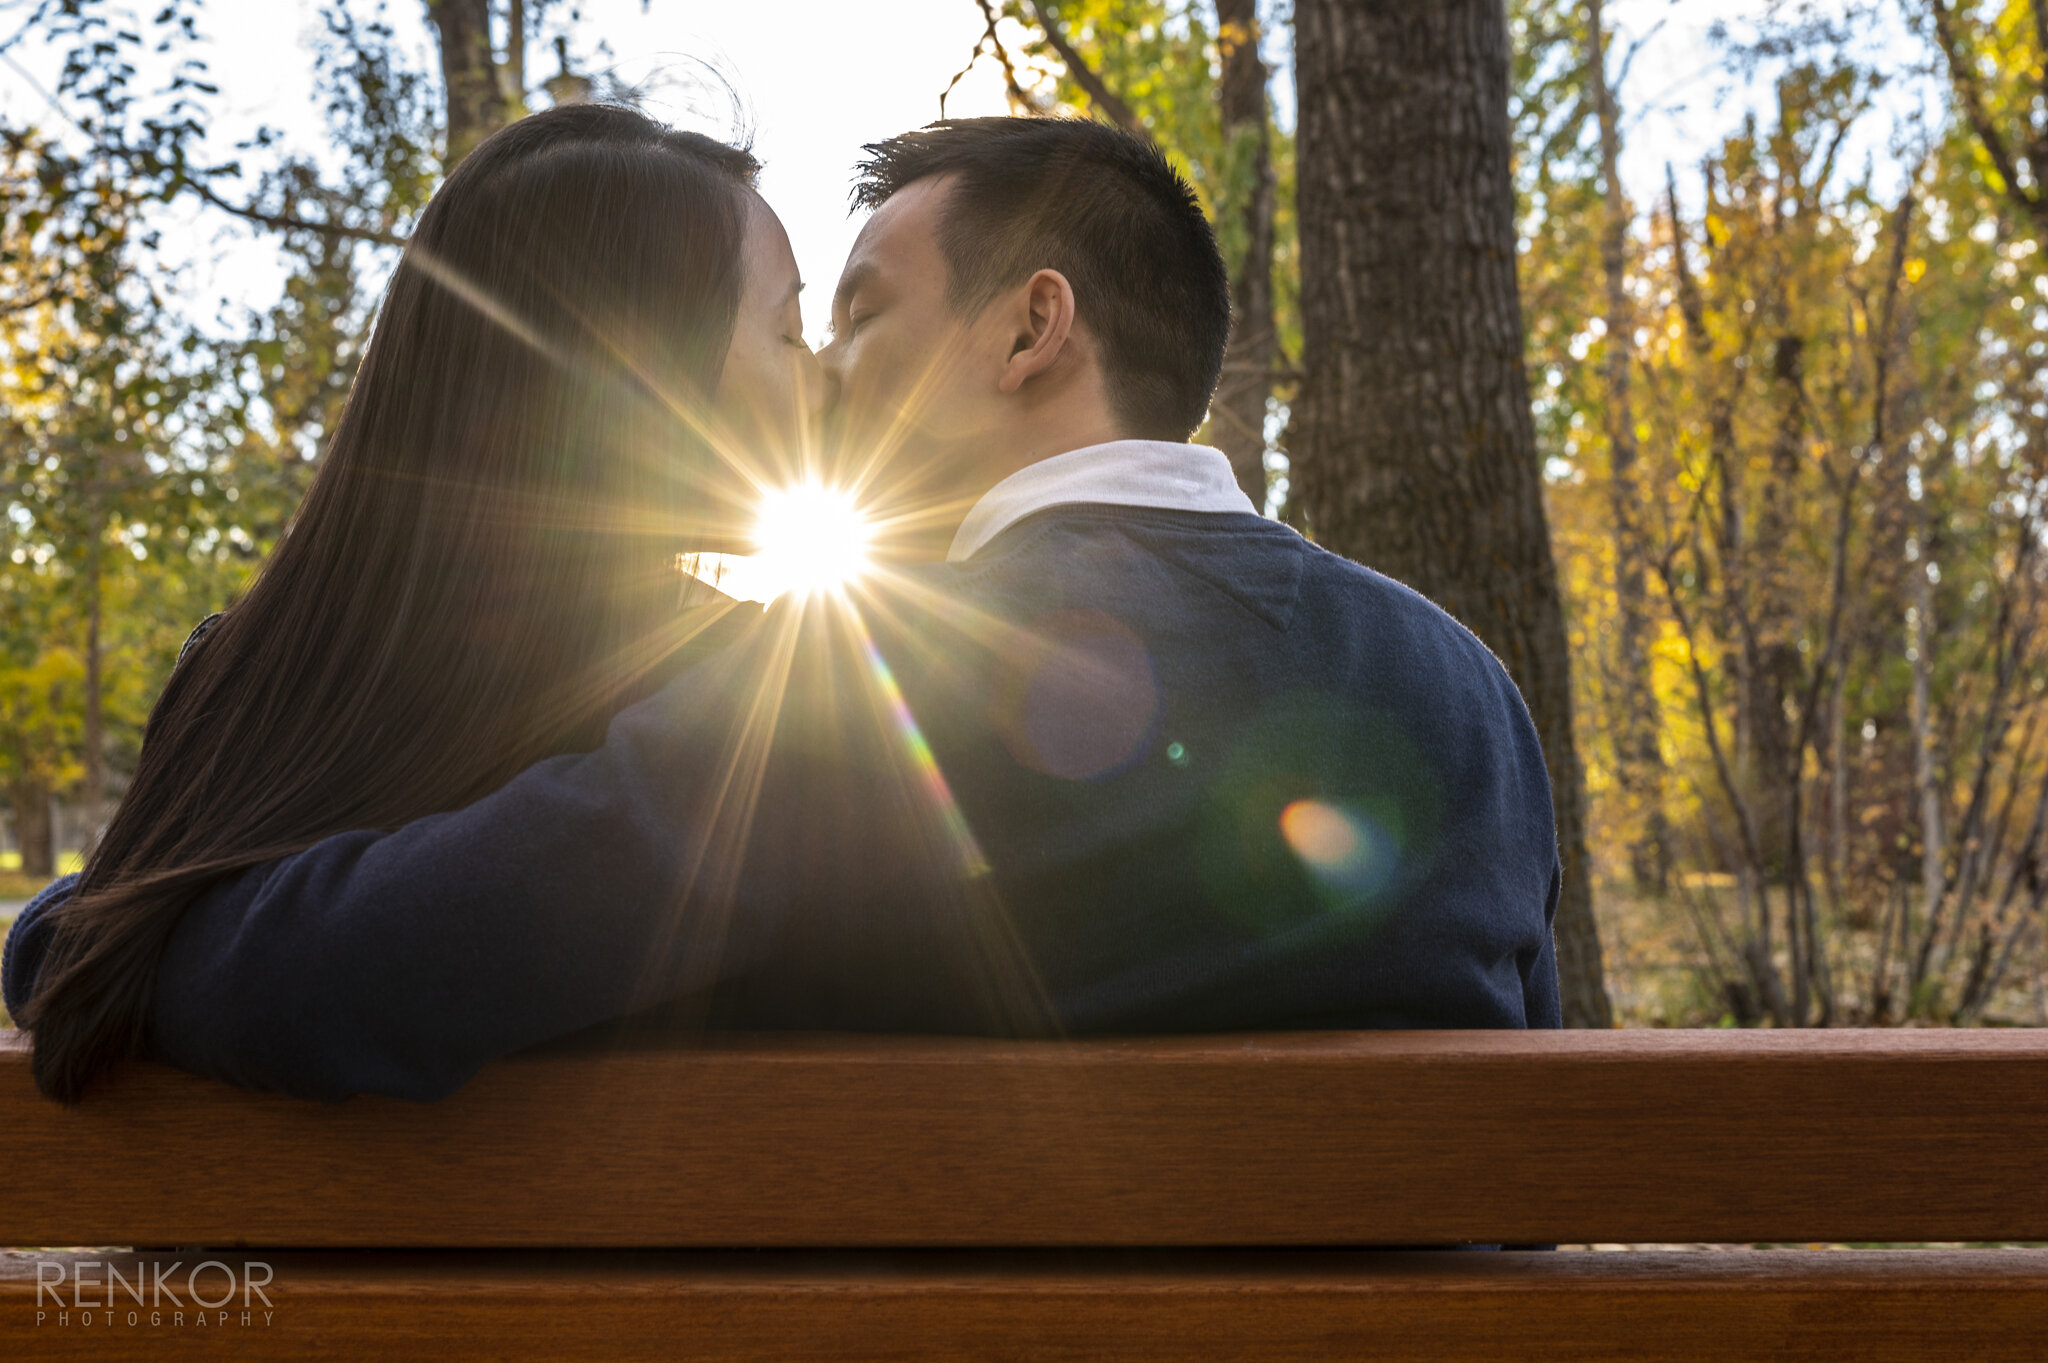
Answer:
top-left (710, 194), bottom-right (823, 473)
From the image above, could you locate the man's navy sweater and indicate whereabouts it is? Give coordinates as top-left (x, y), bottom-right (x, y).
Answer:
top-left (3, 507), bottom-right (1562, 1099)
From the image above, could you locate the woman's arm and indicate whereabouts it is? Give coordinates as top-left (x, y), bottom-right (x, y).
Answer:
top-left (148, 613), bottom-right (799, 1102)
top-left (3, 874), bottom-right (83, 1026)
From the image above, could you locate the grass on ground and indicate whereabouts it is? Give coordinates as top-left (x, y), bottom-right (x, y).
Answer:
top-left (0, 849), bottom-right (82, 902)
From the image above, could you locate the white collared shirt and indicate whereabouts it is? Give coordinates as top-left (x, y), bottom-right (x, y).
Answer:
top-left (946, 440), bottom-right (1260, 563)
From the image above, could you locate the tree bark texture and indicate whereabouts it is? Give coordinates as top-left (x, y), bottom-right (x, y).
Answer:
top-left (427, 0), bottom-right (519, 169)
top-left (1291, 0), bottom-right (1613, 1025)
top-left (1211, 0), bottom-right (1277, 508)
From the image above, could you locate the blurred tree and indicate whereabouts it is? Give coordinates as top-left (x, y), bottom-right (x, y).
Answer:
top-left (0, 0), bottom-right (574, 853)
top-left (1208, 0), bottom-right (1276, 505)
top-left (1925, 0), bottom-right (2048, 244)
top-left (1582, 0), bottom-right (1669, 896)
top-left (427, 0), bottom-right (526, 167)
top-left (0, 152), bottom-right (230, 847)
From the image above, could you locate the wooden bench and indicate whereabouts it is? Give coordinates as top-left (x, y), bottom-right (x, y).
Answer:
top-left (4, 1028), bottom-right (2046, 1359)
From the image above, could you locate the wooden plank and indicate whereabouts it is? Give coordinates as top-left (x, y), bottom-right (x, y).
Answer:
top-left (4, 1029), bottom-right (2048, 1247)
top-left (4, 1248), bottom-right (2046, 1361)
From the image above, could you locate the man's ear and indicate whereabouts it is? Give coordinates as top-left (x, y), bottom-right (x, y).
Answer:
top-left (996, 269), bottom-right (1078, 395)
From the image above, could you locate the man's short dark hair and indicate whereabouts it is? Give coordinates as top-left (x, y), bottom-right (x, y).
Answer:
top-left (853, 117), bottom-right (1231, 442)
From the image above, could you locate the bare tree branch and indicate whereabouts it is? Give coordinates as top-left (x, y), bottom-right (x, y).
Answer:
top-left (942, 0), bottom-right (1038, 119)
top-left (1024, 0), bottom-right (1142, 132)
top-left (2, 38), bottom-right (407, 250)
top-left (0, 279), bottom-right (70, 316)
top-left (1654, 545), bottom-right (1790, 1023)
top-left (179, 172), bottom-right (406, 248)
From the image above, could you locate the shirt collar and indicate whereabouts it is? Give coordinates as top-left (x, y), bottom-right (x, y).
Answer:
top-left (946, 440), bottom-right (1259, 563)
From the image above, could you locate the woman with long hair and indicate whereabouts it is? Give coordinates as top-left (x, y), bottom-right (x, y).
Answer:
top-left (4, 102), bottom-right (822, 1102)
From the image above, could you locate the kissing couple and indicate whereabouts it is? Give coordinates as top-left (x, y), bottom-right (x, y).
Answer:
top-left (6, 103), bottom-right (1561, 1104)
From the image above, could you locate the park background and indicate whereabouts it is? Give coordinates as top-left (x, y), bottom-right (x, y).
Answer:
top-left (2, 0), bottom-right (2045, 1031)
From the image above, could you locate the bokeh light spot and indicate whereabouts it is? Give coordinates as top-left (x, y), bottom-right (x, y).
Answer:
top-left (1277, 795), bottom-right (1405, 906)
top-left (1281, 799), bottom-right (1365, 875)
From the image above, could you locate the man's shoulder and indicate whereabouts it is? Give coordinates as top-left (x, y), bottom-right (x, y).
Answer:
top-left (935, 506), bottom-right (1302, 630)
top-left (944, 505), bottom-right (1513, 689)
top-left (959, 504), bottom-right (1298, 574)
top-left (1295, 537), bottom-right (1509, 671)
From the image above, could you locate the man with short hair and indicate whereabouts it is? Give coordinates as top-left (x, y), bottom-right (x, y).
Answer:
top-left (783, 117), bottom-right (1562, 1039)
top-left (61, 118), bottom-right (1562, 1100)
top-left (823, 118), bottom-right (1236, 544)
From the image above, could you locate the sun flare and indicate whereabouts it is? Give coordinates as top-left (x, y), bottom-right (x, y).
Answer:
top-left (751, 481), bottom-right (874, 600)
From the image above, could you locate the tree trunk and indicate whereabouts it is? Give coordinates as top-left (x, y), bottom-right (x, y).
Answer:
top-left (81, 529), bottom-right (104, 850)
top-left (10, 776), bottom-right (54, 879)
top-left (426, 0), bottom-right (519, 168)
top-left (1827, 652), bottom-right (1850, 915)
top-left (1586, 0), bottom-right (1668, 895)
top-left (1743, 333), bottom-right (1806, 885)
top-left (1210, 0), bottom-right (1277, 508)
top-left (1907, 496), bottom-right (1946, 1002)
top-left (499, 0), bottom-right (527, 110)
top-left (1291, 0), bottom-right (1613, 1026)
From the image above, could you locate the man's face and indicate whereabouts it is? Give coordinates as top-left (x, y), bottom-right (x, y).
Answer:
top-left (818, 177), bottom-right (1011, 508)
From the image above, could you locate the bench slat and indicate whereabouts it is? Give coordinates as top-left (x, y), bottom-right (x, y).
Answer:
top-left (5, 1029), bottom-right (2046, 1247)
top-left (6, 1248), bottom-right (2047, 1361)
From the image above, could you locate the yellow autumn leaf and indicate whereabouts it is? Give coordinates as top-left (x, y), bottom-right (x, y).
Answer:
top-left (1652, 635), bottom-right (1693, 665)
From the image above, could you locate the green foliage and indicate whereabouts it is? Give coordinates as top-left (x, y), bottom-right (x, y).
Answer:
top-left (0, 1), bottom-right (622, 853)
top-left (0, 131), bottom-right (239, 806)
top-left (0, 1), bottom-right (441, 841)
top-left (218, 4), bottom-right (441, 513)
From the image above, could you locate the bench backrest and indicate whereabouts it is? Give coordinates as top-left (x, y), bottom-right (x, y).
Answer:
top-left (5, 1029), bottom-right (2045, 1248)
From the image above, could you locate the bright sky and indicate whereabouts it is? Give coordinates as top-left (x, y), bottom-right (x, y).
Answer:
top-left (0, 0), bottom-right (1934, 343)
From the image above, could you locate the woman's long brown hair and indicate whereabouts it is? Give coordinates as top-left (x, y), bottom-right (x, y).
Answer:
top-left (23, 104), bottom-right (762, 1102)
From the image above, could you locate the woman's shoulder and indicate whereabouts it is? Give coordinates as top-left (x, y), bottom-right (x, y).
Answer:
top-left (2, 872), bottom-right (83, 1023)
